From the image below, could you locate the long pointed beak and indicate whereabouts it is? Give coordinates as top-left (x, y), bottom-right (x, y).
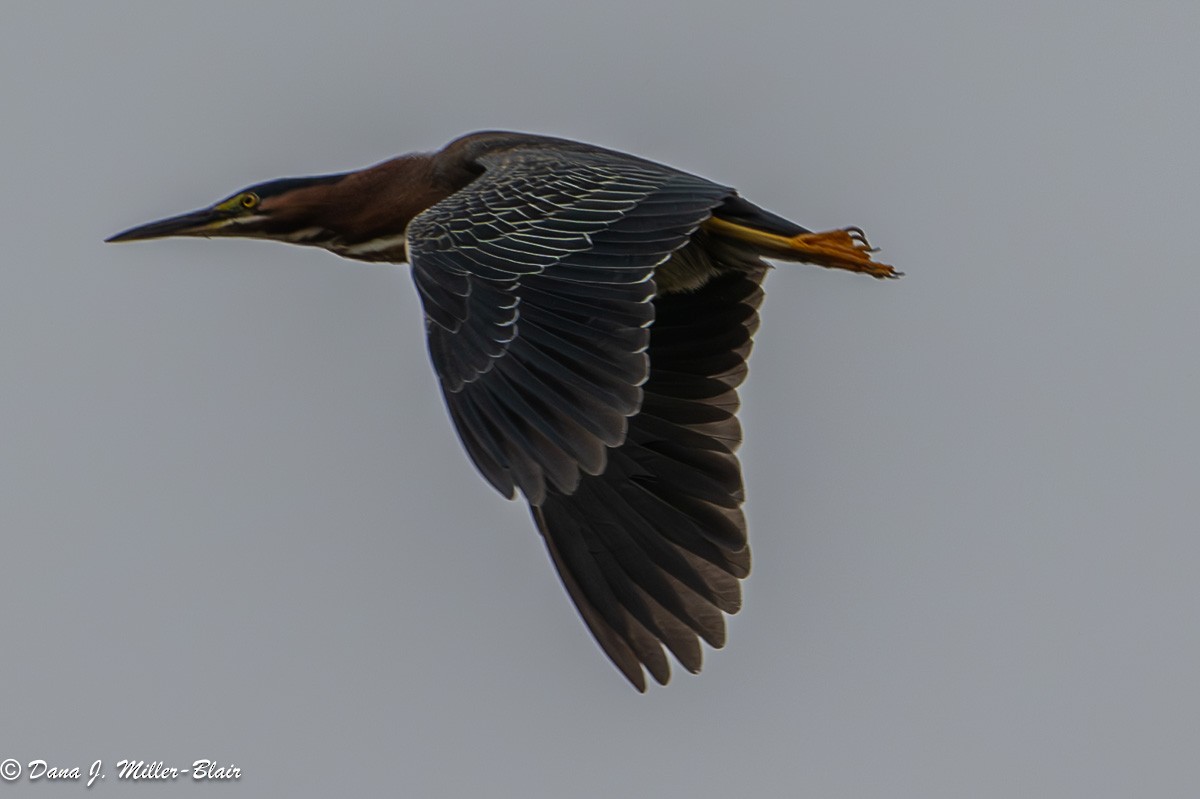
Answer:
top-left (106, 207), bottom-right (230, 243)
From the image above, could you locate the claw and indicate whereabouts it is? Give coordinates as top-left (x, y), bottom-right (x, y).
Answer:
top-left (703, 216), bottom-right (901, 279)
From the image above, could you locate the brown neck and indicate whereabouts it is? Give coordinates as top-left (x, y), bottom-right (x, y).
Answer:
top-left (258, 152), bottom-right (476, 250)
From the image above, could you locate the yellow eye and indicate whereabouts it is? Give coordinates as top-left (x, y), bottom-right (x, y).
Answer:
top-left (240, 193), bottom-right (260, 209)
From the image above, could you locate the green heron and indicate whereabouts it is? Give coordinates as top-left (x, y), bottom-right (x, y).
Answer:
top-left (108, 130), bottom-right (897, 690)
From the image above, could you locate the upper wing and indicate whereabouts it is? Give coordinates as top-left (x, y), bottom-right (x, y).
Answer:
top-left (408, 146), bottom-right (734, 504)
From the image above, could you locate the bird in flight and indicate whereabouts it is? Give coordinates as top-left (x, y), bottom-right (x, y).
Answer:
top-left (108, 131), bottom-right (897, 690)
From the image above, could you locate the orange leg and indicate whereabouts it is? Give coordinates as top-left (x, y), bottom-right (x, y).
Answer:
top-left (704, 217), bottom-right (901, 279)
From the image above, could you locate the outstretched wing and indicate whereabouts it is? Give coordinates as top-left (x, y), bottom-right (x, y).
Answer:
top-left (535, 268), bottom-right (764, 690)
top-left (408, 145), bottom-right (734, 505)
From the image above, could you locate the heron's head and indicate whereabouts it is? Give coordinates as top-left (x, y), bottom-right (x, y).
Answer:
top-left (106, 173), bottom-right (349, 246)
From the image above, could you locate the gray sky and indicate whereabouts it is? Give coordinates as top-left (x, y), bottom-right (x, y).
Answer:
top-left (3, 1), bottom-right (1199, 796)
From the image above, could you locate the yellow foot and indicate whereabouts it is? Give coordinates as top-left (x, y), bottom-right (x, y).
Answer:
top-left (791, 228), bottom-right (902, 279)
top-left (704, 217), bottom-right (901, 279)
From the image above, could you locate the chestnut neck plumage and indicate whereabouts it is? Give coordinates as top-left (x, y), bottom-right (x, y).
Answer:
top-left (257, 151), bottom-right (476, 263)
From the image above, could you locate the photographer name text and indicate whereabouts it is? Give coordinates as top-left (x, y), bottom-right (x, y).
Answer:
top-left (0, 757), bottom-right (240, 786)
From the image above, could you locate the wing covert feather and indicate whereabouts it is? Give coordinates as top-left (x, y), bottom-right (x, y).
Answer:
top-left (409, 146), bottom-right (733, 503)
